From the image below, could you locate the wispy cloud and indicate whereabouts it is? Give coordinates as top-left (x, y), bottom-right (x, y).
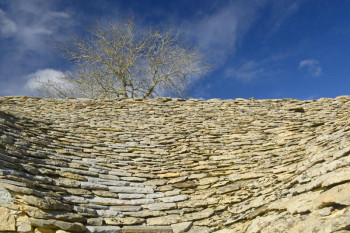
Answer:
top-left (225, 60), bottom-right (265, 82)
top-left (0, 9), bottom-right (17, 37)
top-left (299, 59), bottom-right (322, 77)
top-left (184, 1), bottom-right (265, 65)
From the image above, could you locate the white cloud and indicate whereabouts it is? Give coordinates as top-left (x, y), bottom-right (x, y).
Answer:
top-left (25, 69), bottom-right (66, 91)
top-left (299, 59), bottom-right (322, 77)
top-left (0, 9), bottom-right (17, 37)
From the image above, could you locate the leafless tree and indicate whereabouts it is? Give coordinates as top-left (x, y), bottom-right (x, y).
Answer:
top-left (35, 20), bottom-right (209, 99)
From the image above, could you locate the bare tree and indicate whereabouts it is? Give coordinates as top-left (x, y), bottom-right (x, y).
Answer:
top-left (35, 20), bottom-right (209, 99)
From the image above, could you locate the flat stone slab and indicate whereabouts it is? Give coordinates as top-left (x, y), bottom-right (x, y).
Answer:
top-left (87, 226), bottom-right (121, 233)
top-left (109, 187), bottom-right (154, 194)
top-left (122, 226), bottom-right (173, 233)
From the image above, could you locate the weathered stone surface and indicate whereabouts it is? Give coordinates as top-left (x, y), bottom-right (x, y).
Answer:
top-left (147, 214), bottom-right (180, 225)
top-left (183, 208), bottom-right (214, 221)
top-left (0, 184), bottom-right (13, 204)
top-left (104, 217), bottom-right (144, 225)
top-left (34, 227), bottom-right (56, 233)
top-left (16, 215), bottom-right (32, 232)
top-left (86, 226), bottom-right (121, 233)
top-left (0, 207), bottom-right (16, 231)
top-left (30, 218), bottom-right (86, 232)
top-left (1, 96), bottom-right (350, 232)
top-left (142, 202), bottom-right (176, 211)
top-left (110, 206), bottom-right (142, 212)
top-left (171, 221), bottom-right (192, 233)
top-left (159, 195), bottom-right (188, 203)
top-left (122, 226), bottom-right (173, 233)
top-left (89, 196), bottom-right (131, 205)
top-left (119, 193), bottom-right (145, 199)
top-left (109, 186), bottom-right (154, 194)
top-left (22, 195), bottom-right (72, 211)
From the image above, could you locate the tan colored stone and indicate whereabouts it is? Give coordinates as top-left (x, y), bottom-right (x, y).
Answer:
top-left (157, 172), bottom-right (180, 178)
top-left (104, 217), bottom-right (144, 225)
top-left (17, 215), bottom-right (32, 232)
top-left (0, 207), bottom-right (16, 231)
top-left (35, 227), bottom-right (56, 233)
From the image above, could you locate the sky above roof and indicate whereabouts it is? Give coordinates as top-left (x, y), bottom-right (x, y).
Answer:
top-left (0, 0), bottom-right (349, 100)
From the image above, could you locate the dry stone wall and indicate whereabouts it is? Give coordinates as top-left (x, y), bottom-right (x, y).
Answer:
top-left (0, 96), bottom-right (350, 233)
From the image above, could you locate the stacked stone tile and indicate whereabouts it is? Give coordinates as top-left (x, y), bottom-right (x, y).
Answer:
top-left (0, 96), bottom-right (350, 233)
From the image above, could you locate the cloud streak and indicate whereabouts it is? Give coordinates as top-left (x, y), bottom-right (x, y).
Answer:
top-left (0, 9), bottom-right (17, 37)
top-left (225, 60), bottom-right (265, 82)
top-left (299, 59), bottom-right (322, 77)
top-left (184, 1), bottom-right (264, 65)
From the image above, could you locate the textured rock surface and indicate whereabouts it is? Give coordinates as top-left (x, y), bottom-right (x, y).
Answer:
top-left (0, 96), bottom-right (350, 232)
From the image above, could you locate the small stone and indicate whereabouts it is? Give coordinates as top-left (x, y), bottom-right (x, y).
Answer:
top-left (30, 218), bottom-right (86, 232)
top-left (0, 185), bottom-right (13, 204)
top-left (109, 186), bottom-right (154, 194)
top-left (122, 226), bottom-right (173, 233)
top-left (130, 199), bottom-right (155, 205)
top-left (165, 189), bottom-right (181, 196)
top-left (168, 176), bottom-right (187, 184)
top-left (183, 208), bottom-right (214, 221)
top-left (0, 207), bottom-right (16, 231)
top-left (171, 221), bottom-right (193, 233)
top-left (199, 177), bottom-right (219, 185)
top-left (157, 172), bottom-right (180, 178)
top-left (191, 226), bottom-right (211, 233)
top-left (89, 196), bottom-right (131, 206)
top-left (142, 202), bottom-right (176, 211)
top-left (110, 206), bottom-right (142, 212)
top-left (146, 193), bottom-right (165, 199)
top-left (86, 226), bottom-right (121, 233)
top-left (119, 193), bottom-right (145, 199)
top-left (147, 214), bottom-right (180, 225)
top-left (87, 218), bottom-right (104, 226)
top-left (34, 227), bottom-right (56, 233)
top-left (159, 195), bottom-right (188, 203)
top-left (104, 217), bottom-right (144, 225)
top-left (16, 216), bottom-right (32, 232)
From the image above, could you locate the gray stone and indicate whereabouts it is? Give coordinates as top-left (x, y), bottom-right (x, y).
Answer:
top-left (118, 193), bottom-right (145, 199)
top-left (81, 182), bottom-right (108, 190)
top-left (62, 195), bottom-right (87, 204)
top-left (147, 214), bottom-right (180, 225)
top-left (171, 221), bottom-right (192, 233)
top-left (142, 202), bottom-right (176, 211)
top-left (122, 226), bottom-right (173, 233)
top-left (146, 193), bottom-right (165, 199)
top-left (130, 199), bottom-right (155, 205)
top-left (110, 206), bottom-right (142, 212)
top-left (109, 186), bottom-right (154, 194)
top-left (96, 209), bottom-right (122, 217)
top-left (88, 196), bottom-right (131, 206)
top-left (86, 226), bottom-right (121, 233)
top-left (0, 185), bottom-right (13, 204)
top-left (159, 195), bottom-right (188, 203)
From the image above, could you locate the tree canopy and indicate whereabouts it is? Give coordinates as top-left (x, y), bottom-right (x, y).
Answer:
top-left (35, 20), bottom-right (209, 99)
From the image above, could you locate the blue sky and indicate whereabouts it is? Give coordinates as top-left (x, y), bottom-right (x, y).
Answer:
top-left (0, 0), bottom-right (349, 100)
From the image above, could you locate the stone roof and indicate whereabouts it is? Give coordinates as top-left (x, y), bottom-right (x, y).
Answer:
top-left (0, 96), bottom-right (350, 233)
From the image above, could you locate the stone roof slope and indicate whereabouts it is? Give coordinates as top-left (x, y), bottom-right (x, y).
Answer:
top-left (0, 96), bottom-right (350, 233)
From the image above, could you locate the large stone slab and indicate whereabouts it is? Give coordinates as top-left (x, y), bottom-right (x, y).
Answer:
top-left (122, 226), bottom-right (173, 233)
top-left (109, 186), bottom-right (154, 194)
top-left (86, 226), bottom-right (121, 233)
